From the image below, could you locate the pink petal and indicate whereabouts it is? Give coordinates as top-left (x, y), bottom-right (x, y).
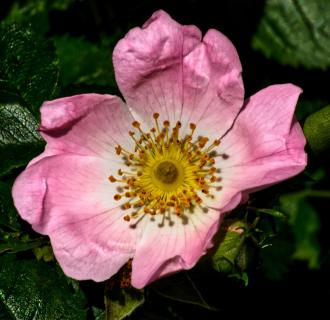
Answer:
top-left (182, 29), bottom-right (244, 139)
top-left (35, 93), bottom-right (135, 164)
top-left (12, 154), bottom-right (136, 281)
top-left (113, 10), bottom-right (244, 138)
top-left (217, 84), bottom-right (307, 209)
top-left (131, 208), bottom-right (223, 288)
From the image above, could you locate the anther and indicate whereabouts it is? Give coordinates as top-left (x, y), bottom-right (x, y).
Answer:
top-left (175, 207), bottom-right (182, 216)
top-left (195, 196), bottom-right (202, 204)
top-left (214, 139), bottom-right (221, 146)
top-left (123, 203), bottom-right (132, 210)
top-left (210, 176), bottom-right (217, 182)
top-left (153, 113), bottom-right (159, 119)
top-left (210, 167), bottom-right (217, 173)
top-left (209, 158), bottom-right (216, 165)
top-left (132, 121), bottom-right (140, 128)
top-left (114, 194), bottom-right (122, 200)
top-left (115, 145), bottom-right (122, 155)
top-left (123, 215), bottom-right (131, 222)
top-left (109, 175), bottom-right (116, 182)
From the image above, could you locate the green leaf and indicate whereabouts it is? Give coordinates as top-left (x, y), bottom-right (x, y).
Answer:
top-left (280, 194), bottom-right (320, 268)
top-left (0, 24), bottom-right (59, 114)
top-left (256, 208), bottom-right (286, 219)
top-left (252, 0), bottom-right (330, 69)
top-left (53, 35), bottom-right (116, 87)
top-left (228, 272), bottom-right (249, 286)
top-left (5, 1), bottom-right (49, 35)
top-left (0, 255), bottom-right (87, 320)
top-left (92, 307), bottom-right (105, 320)
top-left (0, 238), bottom-right (45, 255)
top-left (0, 181), bottom-right (20, 229)
top-left (0, 103), bottom-right (44, 176)
top-left (105, 287), bottom-right (144, 320)
top-left (152, 272), bottom-right (216, 311)
top-left (304, 105), bottom-right (330, 154)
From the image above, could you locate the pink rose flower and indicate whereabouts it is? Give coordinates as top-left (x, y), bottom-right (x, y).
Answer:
top-left (12, 10), bottom-right (307, 288)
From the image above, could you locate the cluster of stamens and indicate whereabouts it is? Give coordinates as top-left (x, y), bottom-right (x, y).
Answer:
top-left (109, 113), bottom-right (227, 222)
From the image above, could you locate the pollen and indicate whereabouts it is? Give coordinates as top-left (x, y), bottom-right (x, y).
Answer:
top-left (109, 115), bottom-right (226, 222)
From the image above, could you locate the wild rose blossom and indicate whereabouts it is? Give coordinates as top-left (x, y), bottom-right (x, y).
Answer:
top-left (12, 10), bottom-right (307, 288)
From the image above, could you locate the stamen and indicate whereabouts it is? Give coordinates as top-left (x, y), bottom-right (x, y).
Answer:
top-left (109, 117), bottom-right (225, 222)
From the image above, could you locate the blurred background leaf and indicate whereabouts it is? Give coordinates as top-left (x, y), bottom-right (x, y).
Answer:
top-left (3, 0), bottom-right (75, 35)
top-left (253, 0), bottom-right (330, 69)
top-left (4, 0), bottom-right (49, 35)
top-left (280, 191), bottom-right (323, 269)
top-left (53, 35), bottom-right (116, 87)
top-left (304, 104), bottom-right (330, 154)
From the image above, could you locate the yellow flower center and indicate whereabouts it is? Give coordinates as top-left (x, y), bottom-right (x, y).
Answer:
top-left (154, 160), bottom-right (179, 184)
top-left (109, 113), bottom-right (226, 222)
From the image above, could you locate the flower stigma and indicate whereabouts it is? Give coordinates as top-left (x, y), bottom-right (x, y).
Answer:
top-left (109, 113), bottom-right (226, 222)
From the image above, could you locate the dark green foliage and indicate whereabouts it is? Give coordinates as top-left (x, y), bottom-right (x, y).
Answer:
top-left (261, 236), bottom-right (294, 281)
top-left (105, 287), bottom-right (145, 320)
top-left (281, 194), bottom-right (321, 268)
top-left (54, 35), bottom-right (116, 87)
top-left (0, 255), bottom-right (87, 320)
top-left (0, 103), bottom-right (44, 176)
top-left (152, 273), bottom-right (215, 311)
top-left (0, 181), bottom-right (20, 229)
top-left (253, 0), bottom-right (330, 69)
top-left (0, 24), bottom-right (59, 115)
